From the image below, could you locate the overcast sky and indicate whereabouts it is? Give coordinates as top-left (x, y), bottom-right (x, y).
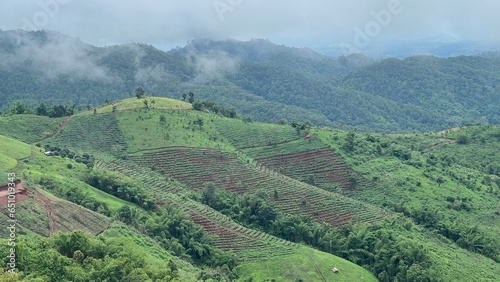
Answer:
top-left (1, 0), bottom-right (499, 55)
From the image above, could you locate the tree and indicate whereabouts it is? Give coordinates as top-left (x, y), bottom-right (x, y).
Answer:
top-left (182, 93), bottom-right (187, 101)
top-left (35, 102), bottom-right (48, 116)
top-left (194, 116), bottom-right (204, 129)
top-left (202, 183), bottom-right (216, 206)
top-left (188, 92), bottom-right (195, 104)
top-left (8, 101), bottom-right (32, 115)
top-left (159, 115), bottom-right (166, 124)
top-left (343, 132), bottom-right (356, 152)
top-left (457, 135), bottom-right (469, 145)
top-left (135, 87), bottom-right (145, 99)
top-left (143, 100), bottom-right (149, 109)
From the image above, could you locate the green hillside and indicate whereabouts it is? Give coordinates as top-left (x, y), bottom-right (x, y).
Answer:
top-left (1, 30), bottom-right (500, 133)
top-left (1, 98), bottom-right (499, 281)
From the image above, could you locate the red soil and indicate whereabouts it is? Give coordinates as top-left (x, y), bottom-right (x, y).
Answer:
top-left (0, 180), bottom-right (30, 207)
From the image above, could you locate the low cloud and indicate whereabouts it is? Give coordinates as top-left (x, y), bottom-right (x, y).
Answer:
top-left (188, 51), bottom-right (241, 83)
top-left (0, 31), bottom-right (112, 81)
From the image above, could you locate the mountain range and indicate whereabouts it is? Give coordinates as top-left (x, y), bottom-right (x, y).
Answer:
top-left (0, 29), bottom-right (499, 133)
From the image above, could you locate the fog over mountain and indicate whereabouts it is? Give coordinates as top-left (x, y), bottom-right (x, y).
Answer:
top-left (0, 30), bottom-right (499, 133)
top-left (1, 0), bottom-right (499, 57)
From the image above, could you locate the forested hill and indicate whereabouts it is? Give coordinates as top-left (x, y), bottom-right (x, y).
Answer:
top-left (1, 30), bottom-right (499, 132)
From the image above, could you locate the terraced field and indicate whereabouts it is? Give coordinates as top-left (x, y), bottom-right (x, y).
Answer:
top-left (47, 114), bottom-right (127, 155)
top-left (128, 147), bottom-right (388, 227)
top-left (255, 148), bottom-right (372, 196)
top-left (214, 118), bottom-right (301, 149)
top-left (242, 137), bottom-right (328, 159)
top-left (96, 159), bottom-right (299, 260)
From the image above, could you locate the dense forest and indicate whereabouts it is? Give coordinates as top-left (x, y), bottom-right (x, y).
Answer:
top-left (1, 30), bottom-right (499, 132)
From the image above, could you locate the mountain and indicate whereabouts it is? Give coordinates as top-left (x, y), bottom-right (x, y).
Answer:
top-left (0, 30), bottom-right (499, 133)
top-left (1, 97), bottom-right (499, 281)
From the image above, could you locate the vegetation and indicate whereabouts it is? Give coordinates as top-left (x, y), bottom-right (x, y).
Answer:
top-left (2, 30), bottom-right (500, 133)
top-left (0, 88), bottom-right (499, 281)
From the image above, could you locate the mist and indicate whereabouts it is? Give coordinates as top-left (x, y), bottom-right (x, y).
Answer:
top-left (1, 1), bottom-right (499, 57)
top-left (0, 30), bottom-right (112, 81)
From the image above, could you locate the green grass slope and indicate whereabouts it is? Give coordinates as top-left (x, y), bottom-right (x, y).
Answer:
top-left (2, 98), bottom-right (499, 281)
top-left (236, 248), bottom-right (377, 282)
top-left (0, 115), bottom-right (65, 143)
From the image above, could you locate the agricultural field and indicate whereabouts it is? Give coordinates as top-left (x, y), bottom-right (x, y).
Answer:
top-left (115, 108), bottom-right (235, 152)
top-left (0, 184), bottom-right (110, 238)
top-left (255, 147), bottom-right (372, 196)
top-left (46, 113), bottom-right (128, 156)
top-left (79, 96), bottom-right (192, 115)
top-left (214, 118), bottom-right (301, 149)
top-left (128, 147), bottom-right (388, 227)
top-left (96, 156), bottom-right (378, 280)
top-left (0, 114), bottom-right (65, 144)
top-left (242, 137), bottom-right (328, 159)
top-left (1, 100), bottom-right (498, 281)
top-left (97, 158), bottom-right (298, 258)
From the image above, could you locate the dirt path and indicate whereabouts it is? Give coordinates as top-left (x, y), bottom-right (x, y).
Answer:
top-left (307, 254), bottom-right (327, 282)
top-left (52, 116), bottom-right (72, 137)
top-left (34, 189), bottom-right (56, 236)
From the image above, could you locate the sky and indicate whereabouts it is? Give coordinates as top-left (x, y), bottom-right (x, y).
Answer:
top-left (1, 0), bottom-right (499, 57)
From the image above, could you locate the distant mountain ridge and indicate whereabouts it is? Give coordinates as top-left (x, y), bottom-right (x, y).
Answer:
top-left (1, 30), bottom-right (499, 132)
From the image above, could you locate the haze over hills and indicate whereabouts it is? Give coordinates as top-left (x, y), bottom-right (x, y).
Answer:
top-left (1, 30), bottom-right (499, 133)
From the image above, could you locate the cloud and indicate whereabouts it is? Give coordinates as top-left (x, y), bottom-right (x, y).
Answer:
top-left (0, 0), bottom-right (499, 55)
top-left (0, 30), bottom-right (113, 81)
top-left (188, 50), bottom-right (240, 83)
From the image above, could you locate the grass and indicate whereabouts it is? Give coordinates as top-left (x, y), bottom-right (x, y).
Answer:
top-left (116, 109), bottom-right (235, 152)
top-left (236, 246), bottom-right (378, 282)
top-left (243, 137), bottom-right (327, 159)
top-left (0, 134), bottom-right (32, 171)
top-left (18, 152), bottom-right (129, 213)
top-left (79, 97), bottom-right (193, 115)
top-left (0, 152), bottom-right (17, 171)
top-left (2, 100), bottom-right (499, 281)
top-left (46, 114), bottom-right (127, 156)
top-left (214, 118), bottom-right (301, 149)
top-left (102, 222), bottom-right (201, 281)
top-left (0, 114), bottom-right (65, 143)
top-left (0, 135), bottom-right (32, 159)
top-left (0, 199), bottom-right (50, 238)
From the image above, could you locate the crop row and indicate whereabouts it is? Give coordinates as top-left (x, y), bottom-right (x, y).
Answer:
top-left (242, 137), bottom-right (328, 159)
top-left (255, 148), bottom-right (372, 196)
top-left (96, 158), bottom-right (299, 260)
top-left (129, 147), bottom-right (387, 227)
top-left (214, 119), bottom-right (300, 149)
top-left (50, 114), bottom-right (127, 155)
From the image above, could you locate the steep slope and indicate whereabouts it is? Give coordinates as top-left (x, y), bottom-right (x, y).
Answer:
top-left (0, 102), bottom-right (380, 281)
top-left (2, 30), bottom-right (500, 132)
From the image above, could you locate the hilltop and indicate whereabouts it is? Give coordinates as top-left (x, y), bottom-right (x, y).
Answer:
top-left (1, 96), bottom-right (499, 281)
top-left (1, 30), bottom-right (499, 132)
